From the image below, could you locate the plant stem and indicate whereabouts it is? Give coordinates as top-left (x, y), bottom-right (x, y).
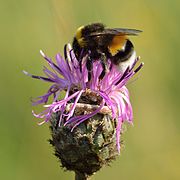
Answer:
top-left (75, 171), bottom-right (90, 180)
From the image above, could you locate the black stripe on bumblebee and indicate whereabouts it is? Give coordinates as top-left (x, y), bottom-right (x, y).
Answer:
top-left (71, 23), bottom-right (142, 80)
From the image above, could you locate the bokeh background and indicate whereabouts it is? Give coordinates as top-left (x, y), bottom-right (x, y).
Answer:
top-left (1, 0), bottom-right (180, 179)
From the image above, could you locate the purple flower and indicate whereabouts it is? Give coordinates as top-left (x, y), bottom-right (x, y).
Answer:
top-left (24, 44), bottom-right (143, 152)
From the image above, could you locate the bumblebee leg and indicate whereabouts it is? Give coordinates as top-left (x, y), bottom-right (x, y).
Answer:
top-left (99, 53), bottom-right (108, 79)
top-left (79, 59), bottom-right (82, 72)
top-left (64, 44), bottom-right (68, 60)
top-left (86, 56), bottom-right (93, 81)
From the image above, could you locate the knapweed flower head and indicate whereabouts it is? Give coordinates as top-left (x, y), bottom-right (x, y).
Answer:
top-left (24, 44), bottom-right (143, 152)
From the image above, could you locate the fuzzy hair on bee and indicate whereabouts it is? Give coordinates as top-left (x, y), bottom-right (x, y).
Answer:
top-left (70, 23), bottom-right (142, 80)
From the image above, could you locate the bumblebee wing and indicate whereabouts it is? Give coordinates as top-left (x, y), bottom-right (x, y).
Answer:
top-left (107, 28), bottom-right (142, 35)
top-left (87, 28), bottom-right (142, 37)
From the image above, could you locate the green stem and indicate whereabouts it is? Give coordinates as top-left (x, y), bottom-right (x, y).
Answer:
top-left (75, 171), bottom-right (90, 180)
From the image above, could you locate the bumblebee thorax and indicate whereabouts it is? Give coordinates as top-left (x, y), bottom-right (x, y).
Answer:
top-left (75, 26), bottom-right (85, 47)
top-left (75, 26), bottom-right (84, 40)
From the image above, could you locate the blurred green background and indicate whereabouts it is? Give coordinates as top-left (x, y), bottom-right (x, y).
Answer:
top-left (1, 0), bottom-right (180, 179)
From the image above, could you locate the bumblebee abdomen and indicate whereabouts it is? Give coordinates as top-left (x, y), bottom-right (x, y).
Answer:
top-left (112, 40), bottom-right (134, 64)
top-left (108, 35), bottom-right (127, 56)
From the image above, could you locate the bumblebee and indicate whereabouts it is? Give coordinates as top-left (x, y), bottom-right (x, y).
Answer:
top-left (71, 23), bottom-right (142, 80)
